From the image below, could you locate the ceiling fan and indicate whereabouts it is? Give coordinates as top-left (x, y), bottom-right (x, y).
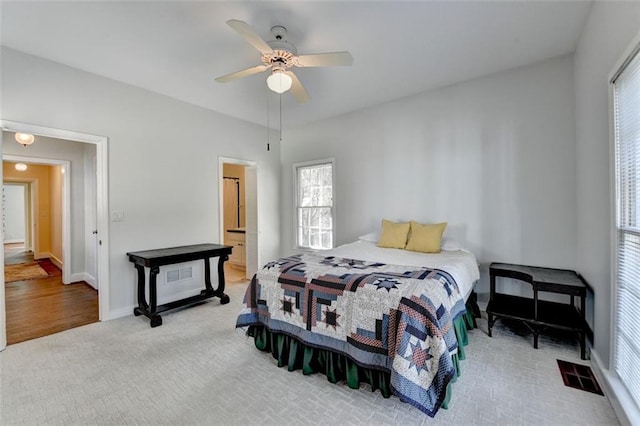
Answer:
top-left (215, 19), bottom-right (353, 103)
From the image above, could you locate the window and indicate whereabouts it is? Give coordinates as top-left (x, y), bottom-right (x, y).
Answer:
top-left (294, 159), bottom-right (334, 249)
top-left (613, 42), bottom-right (640, 409)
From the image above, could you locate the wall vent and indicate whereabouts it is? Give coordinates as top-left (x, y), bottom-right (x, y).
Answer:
top-left (166, 269), bottom-right (180, 283)
top-left (166, 266), bottom-right (193, 283)
top-left (180, 267), bottom-right (192, 280)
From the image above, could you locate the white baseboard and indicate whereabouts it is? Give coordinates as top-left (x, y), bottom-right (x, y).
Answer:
top-left (34, 251), bottom-right (51, 261)
top-left (4, 239), bottom-right (25, 244)
top-left (106, 288), bottom-right (206, 322)
top-left (49, 254), bottom-right (63, 270)
top-left (590, 349), bottom-right (639, 426)
top-left (157, 288), bottom-right (202, 306)
top-left (67, 272), bottom-right (87, 284)
top-left (82, 273), bottom-right (97, 289)
top-left (107, 306), bottom-right (133, 320)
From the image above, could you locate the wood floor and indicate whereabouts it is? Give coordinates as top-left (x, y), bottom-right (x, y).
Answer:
top-left (224, 262), bottom-right (248, 283)
top-left (4, 244), bottom-right (98, 345)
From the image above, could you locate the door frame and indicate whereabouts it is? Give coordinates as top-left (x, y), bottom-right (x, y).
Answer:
top-left (218, 156), bottom-right (257, 276)
top-left (0, 120), bottom-right (110, 351)
top-left (2, 181), bottom-right (33, 250)
top-left (4, 155), bottom-right (71, 282)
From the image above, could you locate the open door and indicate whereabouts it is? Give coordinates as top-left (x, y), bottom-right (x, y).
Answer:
top-left (244, 166), bottom-right (258, 279)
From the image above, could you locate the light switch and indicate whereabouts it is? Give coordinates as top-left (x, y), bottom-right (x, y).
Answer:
top-left (111, 210), bottom-right (125, 222)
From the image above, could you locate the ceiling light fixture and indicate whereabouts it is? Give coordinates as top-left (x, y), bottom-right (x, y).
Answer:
top-left (15, 163), bottom-right (28, 171)
top-left (15, 132), bottom-right (35, 147)
top-left (266, 70), bottom-right (292, 94)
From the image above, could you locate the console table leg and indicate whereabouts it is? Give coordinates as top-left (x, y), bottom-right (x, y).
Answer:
top-left (133, 264), bottom-right (148, 316)
top-left (150, 315), bottom-right (162, 328)
top-left (204, 256), bottom-right (214, 293)
top-left (533, 332), bottom-right (539, 349)
top-left (217, 254), bottom-right (230, 304)
top-left (149, 266), bottom-right (159, 313)
top-left (148, 266), bottom-right (163, 327)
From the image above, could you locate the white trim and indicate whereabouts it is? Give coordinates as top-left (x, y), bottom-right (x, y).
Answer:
top-left (2, 182), bottom-right (33, 250)
top-left (218, 156), bottom-right (257, 237)
top-left (218, 156), bottom-right (258, 270)
top-left (591, 350), bottom-right (638, 425)
top-left (83, 272), bottom-right (97, 289)
top-left (108, 306), bottom-right (132, 321)
top-left (110, 288), bottom-right (217, 322)
top-left (292, 157), bottom-right (336, 250)
top-left (68, 272), bottom-right (88, 284)
top-left (49, 253), bottom-right (63, 270)
top-left (607, 29), bottom-right (640, 423)
top-left (0, 120), bottom-right (110, 351)
top-left (3, 239), bottom-right (25, 244)
top-left (0, 133), bottom-right (5, 350)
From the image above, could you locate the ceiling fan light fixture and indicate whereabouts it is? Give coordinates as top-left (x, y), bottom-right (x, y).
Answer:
top-left (266, 71), bottom-right (292, 94)
top-left (15, 132), bottom-right (35, 147)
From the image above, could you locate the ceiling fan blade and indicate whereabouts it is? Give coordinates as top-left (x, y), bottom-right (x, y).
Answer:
top-left (286, 71), bottom-right (310, 103)
top-left (215, 65), bottom-right (270, 83)
top-left (295, 51), bottom-right (353, 67)
top-left (226, 19), bottom-right (273, 55)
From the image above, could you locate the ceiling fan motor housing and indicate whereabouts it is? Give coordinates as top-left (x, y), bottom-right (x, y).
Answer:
top-left (261, 25), bottom-right (298, 69)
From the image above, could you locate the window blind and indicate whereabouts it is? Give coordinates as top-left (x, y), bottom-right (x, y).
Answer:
top-left (295, 161), bottom-right (334, 249)
top-left (613, 44), bottom-right (640, 409)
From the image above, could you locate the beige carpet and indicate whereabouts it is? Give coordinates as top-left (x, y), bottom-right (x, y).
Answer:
top-left (4, 262), bottom-right (49, 283)
top-left (0, 282), bottom-right (619, 425)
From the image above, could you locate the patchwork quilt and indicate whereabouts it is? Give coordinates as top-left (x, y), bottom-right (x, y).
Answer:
top-left (235, 252), bottom-right (466, 417)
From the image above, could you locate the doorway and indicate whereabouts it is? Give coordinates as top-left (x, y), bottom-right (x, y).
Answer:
top-left (219, 157), bottom-right (258, 282)
top-left (0, 121), bottom-right (110, 351)
top-left (2, 182), bottom-right (32, 252)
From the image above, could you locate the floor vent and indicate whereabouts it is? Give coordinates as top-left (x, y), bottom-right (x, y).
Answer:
top-left (557, 359), bottom-right (604, 396)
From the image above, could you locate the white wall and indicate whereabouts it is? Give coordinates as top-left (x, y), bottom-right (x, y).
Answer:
top-left (1, 47), bottom-right (281, 318)
top-left (3, 184), bottom-right (25, 243)
top-left (281, 55), bottom-right (577, 296)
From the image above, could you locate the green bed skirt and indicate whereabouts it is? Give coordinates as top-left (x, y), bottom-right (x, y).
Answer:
top-left (246, 309), bottom-right (476, 410)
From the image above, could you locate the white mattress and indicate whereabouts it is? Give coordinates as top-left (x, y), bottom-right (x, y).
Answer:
top-left (325, 240), bottom-right (480, 300)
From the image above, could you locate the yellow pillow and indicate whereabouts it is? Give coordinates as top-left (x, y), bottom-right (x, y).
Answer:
top-left (405, 221), bottom-right (448, 253)
top-left (377, 219), bottom-right (410, 249)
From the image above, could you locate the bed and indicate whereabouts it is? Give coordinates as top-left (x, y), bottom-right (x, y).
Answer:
top-left (236, 235), bottom-right (480, 417)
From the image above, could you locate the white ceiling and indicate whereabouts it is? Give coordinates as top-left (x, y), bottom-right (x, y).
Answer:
top-left (1, 1), bottom-right (592, 129)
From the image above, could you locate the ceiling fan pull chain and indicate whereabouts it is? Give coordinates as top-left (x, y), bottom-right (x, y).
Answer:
top-left (279, 93), bottom-right (283, 143)
top-left (266, 87), bottom-right (270, 151)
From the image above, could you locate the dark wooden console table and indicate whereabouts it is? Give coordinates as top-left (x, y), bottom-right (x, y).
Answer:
top-left (127, 243), bottom-right (233, 327)
top-left (487, 263), bottom-right (588, 359)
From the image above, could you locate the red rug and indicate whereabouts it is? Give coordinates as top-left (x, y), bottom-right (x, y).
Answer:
top-left (36, 258), bottom-right (60, 275)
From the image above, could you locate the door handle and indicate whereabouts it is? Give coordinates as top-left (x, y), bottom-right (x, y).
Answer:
top-left (92, 230), bottom-right (98, 235)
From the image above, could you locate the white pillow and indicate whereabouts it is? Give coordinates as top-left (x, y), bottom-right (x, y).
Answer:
top-left (441, 237), bottom-right (465, 251)
top-left (357, 231), bottom-right (380, 243)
